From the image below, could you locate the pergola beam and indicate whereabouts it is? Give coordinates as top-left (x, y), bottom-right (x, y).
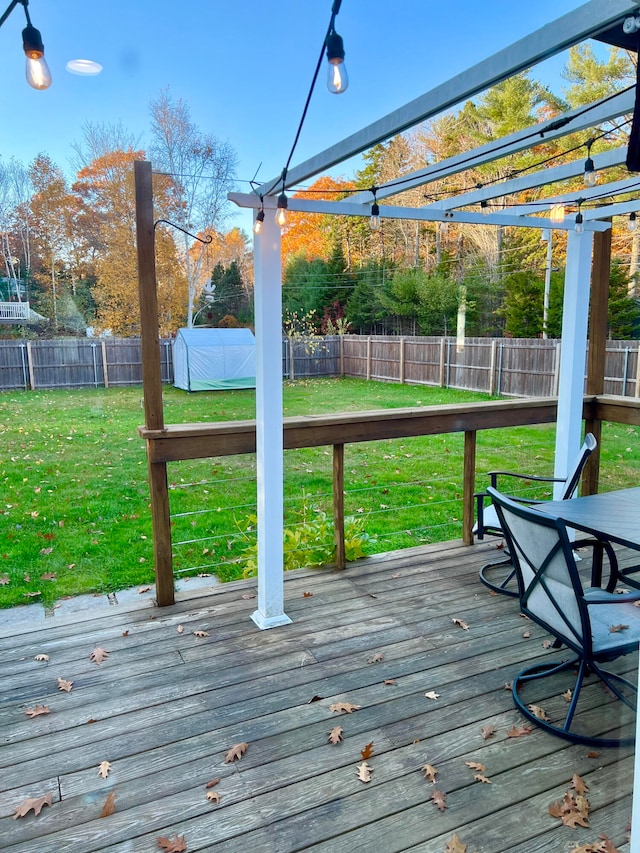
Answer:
top-left (506, 174), bottom-right (640, 215)
top-left (256, 0), bottom-right (640, 197)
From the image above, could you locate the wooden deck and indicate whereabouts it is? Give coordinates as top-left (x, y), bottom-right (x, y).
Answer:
top-left (0, 538), bottom-right (635, 852)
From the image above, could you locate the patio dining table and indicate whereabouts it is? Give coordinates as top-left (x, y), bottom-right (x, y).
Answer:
top-left (534, 486), bottom-right (640, 586)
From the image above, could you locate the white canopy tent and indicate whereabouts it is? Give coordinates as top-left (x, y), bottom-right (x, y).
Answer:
top-left (229, 0), bottom-right (640, 630)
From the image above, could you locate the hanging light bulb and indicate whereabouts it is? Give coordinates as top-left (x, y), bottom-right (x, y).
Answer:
top-left (275, 191), bottom-right (288, 227)
top-left (549, 203), bottom-right (565, 224)
top-left (253, 208), bottom-right (265, 235)
top-left (22, 22), bottom-right (52, 90)
top-left (583, 139), bottom-right (597, 188)
top-left (480, 200), bottom-right (490, 216)
top-left (326, 29), bottom-right (348, 94)
top-left (574, 211), bottom-right (584, 234)
top-left (629, 212), bottom-right (638, 232)
top-left (370, 201), bottom-right (380, 231)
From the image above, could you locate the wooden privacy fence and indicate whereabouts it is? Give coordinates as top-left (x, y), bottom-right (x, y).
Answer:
top-left (1, 334), bottom-right (640, 397)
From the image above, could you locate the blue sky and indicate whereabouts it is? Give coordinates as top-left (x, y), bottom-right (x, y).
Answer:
top-left (0, 0), bottom-right (591, 232)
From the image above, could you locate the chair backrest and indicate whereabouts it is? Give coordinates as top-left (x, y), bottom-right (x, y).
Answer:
top-left (487, 486), bottom-right (588, 652)
top-left (560, 432), bottom-right (597, 500)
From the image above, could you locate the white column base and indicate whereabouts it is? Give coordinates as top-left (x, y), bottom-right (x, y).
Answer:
top-left (251, 610), bottom-right (293, 630)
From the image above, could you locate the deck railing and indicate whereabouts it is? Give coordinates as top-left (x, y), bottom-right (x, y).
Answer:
top-left (139, 393), bottom-right (640, 605)
top-left (0, 301), bottom-right (29, 321)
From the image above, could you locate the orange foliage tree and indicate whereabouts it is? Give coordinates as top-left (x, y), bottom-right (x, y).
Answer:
top-left (281, 175), bottom-right (355, 264)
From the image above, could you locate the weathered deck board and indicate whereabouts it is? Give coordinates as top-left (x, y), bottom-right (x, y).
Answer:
top-left (0, 539), bottom-right (635, 852)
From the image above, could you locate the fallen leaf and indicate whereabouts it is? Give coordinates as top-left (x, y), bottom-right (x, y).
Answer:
top-left (367, 653), bottom-right (384, 664)
top-left (522, 630), bottom-right (531, 638)
top-left (193, 630), bottom-right (209, 638)
top-left (542, 639), bottom-right (553, 649)
top-left (122, 629), bottom-right (130, 637)
top-left (609, 624), bottom-right (629, 633)
top-left (391, 573), bottom-right (401, 579)
top-left (177, 625), bottom-right (184, 634)
top-left (383, 678), bottom-right (397, 686)
top-left (13, 793), bottom-right (53, 819)
top-left (474, 773), bottom-right (492, 784)
top-left (100, 791), bottom-right (116, 817)
top-left (157, 835), bottom-right (187, 852)
top-left (98, 761), bottom-right (111, 779)
top-left (40, 572), bottom-right (57, 580)
top-left (328, 726), bottom-right (343, 745)
top-left (224, 742), bottom-right (248, 763)
top-left (0, 574), bottom-right (9, 585)
top-left (424, 691), bottom-right (440, 700)
top-left (452, 617), bottom-right (469, 630)
top-left (360, 741), bottom-right (374, 760)
top-left (431, 789), bottom-right (447, 811)
top-left (465, 761), bottom-right (487, 772)
top-left (571, 774), bottom-right (589, 796)
top-left (507, 724), bottom-right (532, 737)
top-left (563, 689), bottom-right (573, 703)
top-left (480, 724), bottom-right (496, 740)
top-left (303, 591), bottom-right (313, 597)
top-left (138, 586), bottom-right (151, 593)
top-left (422, 763), bottom-right (438, 783)
top-left (356, 761), bottom-right (373, 782)
top-left (206, 790), bottom-right (221, 804)
top-left (57, 677), bottom-right (73, 692)
top-left (329, 702), bottom-right (361, 714)
top-left (23, 590), bottom-right (42, 597)
top-left (25, 705), bottom-right (50, 718)
top-left (444, 834), bottom-right (467, 853)
top-left (586, 751), bottom-right (600, 759)
top-left (34, 653), bottom-right (49, 662)
top-left (527, 703), bottom-right (551, 721)
top-left (90, 648), bottom-right (109, 665)
top-left (241, 593), bottom-right (256, 600)
top-left (308, 694), bottom-right (324, 703)
top-left (205, 778), bottom-right (221, 789)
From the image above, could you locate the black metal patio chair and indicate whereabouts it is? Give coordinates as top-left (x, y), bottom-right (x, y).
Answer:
top-left (488, 486), bottom-right (639, 747)
top-left (475, 432), bottom-right (597, 597)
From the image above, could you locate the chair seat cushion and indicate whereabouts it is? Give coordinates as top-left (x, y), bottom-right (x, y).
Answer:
top-left (586, 595), bottom-right (640, 654)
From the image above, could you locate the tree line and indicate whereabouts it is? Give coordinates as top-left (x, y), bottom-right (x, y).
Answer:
top-left (1, 46), bottom-right (639, 340)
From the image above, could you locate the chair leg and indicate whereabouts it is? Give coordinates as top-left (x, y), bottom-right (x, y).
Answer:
top-left (479, 555), bottom-right (519, 598)
top-left (512, 657), bottom-right (636, 747)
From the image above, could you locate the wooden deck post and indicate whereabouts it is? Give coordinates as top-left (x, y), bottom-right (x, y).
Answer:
top-left (134, 160), bottom-right (174, 607)
top-left (583, 226), bottom-right (611, 495)
top-left (462, 430), bottom-right (476, 545)
top-left (399, 336), bottom-right (405, 383)
top-left (333, 443), bottom-right (346, 569)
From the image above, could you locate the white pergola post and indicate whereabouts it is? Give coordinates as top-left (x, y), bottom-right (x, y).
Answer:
top-left (251, 210), bottom-right (291, 629)
top-left (553, 228), bottom-right (594, 496)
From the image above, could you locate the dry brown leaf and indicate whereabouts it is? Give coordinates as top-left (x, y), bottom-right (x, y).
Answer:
top-left (444, 834), bottom-right (467, 853)
top-left (41, 572), bottom-right (57, 580)
top-left (206, 790), bottom-right (221, 804)
top-left (549, 790), bottom-right (590, 829)
top-left (205, 778), bottom-right (221, 789)
top-left (356, 761), bottom-right (373, 783)
top-left (224, 742), bottom-right (248, 763)
top-left (25, 704), bottom-right (50, 718)
top-left (527, 703), bottom-right (551, 721)
top-left (465, 761), bottom-right (487, 772)
top-left (571, 774), bottom-right (589, 796)
top-left (383, 678), bottom-right (397, 686)
top-left (367, 652), bottom-right (384, 664)
top-left (422, 763), bottom-right (438, 783)
top-left (308, 694), bottom-right (324, 703)
top-left (563, 689), bottom-right (573, 703)
top-left (98, 761), bottom-right (111, 779)
top-left (0, 574), bottom-right (9, 585)
top-left (90, 647), bottom-right (109, 665)
top-left (329, 702), bottom-right (361, 714)
top-left (241, 593), bottom-right (256, 600)
top-left (34, 653), bottom-right (49, 662)
top-left (157, 835), bottom-right (187, 852)
top-left (13, 793), bottom-right (53, 819)
top-left (542, 639), bottom-right (553, 649)
top-left (360, 741), bottom-right (374, 760)
top-left (452, 617), bottom-right (469, 630)
top-left (100, 791), bottom-right (116, 818)
top-left (474, 773), bottom-right (492, 784)
top-left (328, 726), bottom-right (344, 745)
top-left (522, 630), bottom-right (531, 638)
top-left (303, 591), bottom-right (313, 597)
top-left (138, 585), bottom-right (151, 593)
top-left (609, 624), bottom-right (629, 633)
top-left (431, 789), bottom-right (447, 811)
top-left (507, 724), bottom-right (532, 737)
top-left (57, 677), bottom-right (73, 692)
top-left (193, 630), bottom-right (209, 638)
top-left (424, 690), bottom-right (440, 700)
top-left (480, 724), bottom-right (496, 740)
top-left (177, 625), bottom-right (184, 634)
top-left (586, 751), bottom-right (600, 759)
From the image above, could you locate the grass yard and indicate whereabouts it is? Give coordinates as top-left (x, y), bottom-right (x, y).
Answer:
top-left (1, 377), bottom-right (639, 609)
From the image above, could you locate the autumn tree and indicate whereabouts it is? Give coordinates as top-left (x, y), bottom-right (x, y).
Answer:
top-left (149, 89), bottom-right (237, 327)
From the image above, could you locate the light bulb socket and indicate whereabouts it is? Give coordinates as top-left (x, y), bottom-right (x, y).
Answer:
top-left (254, 209), bottom-right (265, 234)
top-left (276, 192), bottom-right (288, 211)
top-left (480, 200), bottom-right (489, 215)
top-left (326, 30), bottom-right (345, 64)
top-left (574, 212), bottom-right (584, 233)
top-left (22, 23), bottom-right (44, 59)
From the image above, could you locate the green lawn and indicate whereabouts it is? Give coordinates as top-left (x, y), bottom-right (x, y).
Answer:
top-left (1, 378), bottom-right (638, 609)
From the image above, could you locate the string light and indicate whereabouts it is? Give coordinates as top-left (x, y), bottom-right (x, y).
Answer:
top-left (629, 212), bottom-right (638, 232)
top-left (574, 200), bottom-right (584, 234)
top-left (253, 208), bottom-right (265, 235)
top-left (0, 0), bottom-right (51, 90)
top-left (325, 1), bottom-right (348, 94)
top-left (369, 187), bottom-right (380, 230)
top-left (480, 200), bottom-right (490, 216)
top-left (583, 139), bottom-right (597, 188)
top-left (549, 203), bottom-right (565, 224)
top-left (275, 191), bottom-right (288, 227)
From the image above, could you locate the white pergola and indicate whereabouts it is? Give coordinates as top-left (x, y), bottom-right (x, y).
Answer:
top-left (229, 0), bottom-right (640, 630)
